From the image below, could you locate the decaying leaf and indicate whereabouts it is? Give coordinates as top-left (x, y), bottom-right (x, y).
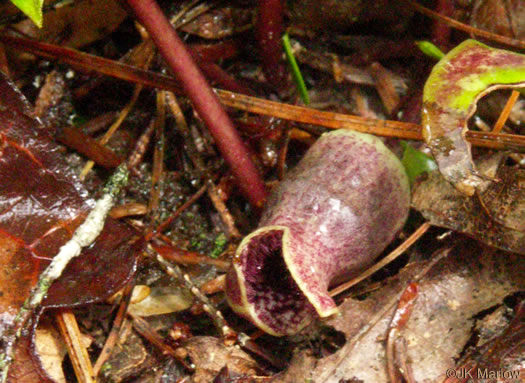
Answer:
top-left (10, 0), bottom-right (127, 49)
top-left (185, 336), bottom-right (259, 383)
top-left (422, 39), bottom-right (525, 195)
top-left (412, 155), bottom-right (525, 254)
top-left (471, 0), bottom-right (525, 40)
top-left (99, 323), bottom-right (154, 383)
top-left (453, 301), bottom-right (525, 382)
top-left (180, 7), bottom-right (254, 39)
top-left (274, 243), bottom-right (524, 383)
top-left (127, 286), bottom-right (193, 317)
top-left (0, 73), bottom-right (140, 381)
top-left (5, 321), bottom-right (52, 383)
top-left (35, 319), bottom-right (92, 383)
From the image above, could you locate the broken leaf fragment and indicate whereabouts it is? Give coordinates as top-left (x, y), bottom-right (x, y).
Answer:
top-left (422, 39), bottom-right (525, 195)
top-left (412, 155), bottom-right (525, 254)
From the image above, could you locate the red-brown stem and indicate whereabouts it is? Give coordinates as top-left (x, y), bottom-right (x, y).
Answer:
top-left (198, 61), bottom-right (254, 96)
top-left (257, 0), bottom-right (287, 91)
top-left (344, 37), bottom-right (421, 66)
top-left (188, 42), bottom-right (253, 95)
top-left (190, 41), bottom-right (239, 62)
top-left (126, 0), bottom-right (267, 208)
top-left (56, 126), bottom-right (123, 168)
top-left (431, 0), bottom-right (453, 52)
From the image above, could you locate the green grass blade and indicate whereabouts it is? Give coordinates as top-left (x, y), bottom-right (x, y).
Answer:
top-left (416, 41), bottom-right (445, 60)
top-left (282, 32), bottom-right (309, 104)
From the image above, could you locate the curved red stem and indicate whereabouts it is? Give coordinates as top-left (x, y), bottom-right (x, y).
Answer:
top-left (126, 0), bottom-right (267, 208)
top-left (257, 0), bottom-right (287, 91)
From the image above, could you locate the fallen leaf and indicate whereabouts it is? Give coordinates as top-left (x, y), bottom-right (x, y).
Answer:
top-left (35, 318), bottom-right (92, 383)
top-left (6, 320), bottom-right (53, 383)
top-left (462, 302), bottom-right (525, 381)
top-left (186, 336), bottom-right (259, 383)
top-left (180, 7), bottom-right (254, 39)
top-left (127, 286), bottom-right (193, 317)
top-left (274, 242), bottom-right (525, 383)
top-left (11, 0), bottom-right (127, 49)
top-left (471, 0), bottom-right (525, 40)
top-left (0, 73), bottom-right (140, 381)
top-left (99, 322), bottom-right (153, 383)
top-left (411, 155), bottom-right (525, 254)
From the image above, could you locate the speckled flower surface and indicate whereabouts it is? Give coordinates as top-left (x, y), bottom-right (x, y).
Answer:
top-left (226, 130), bottom-right (410, 336)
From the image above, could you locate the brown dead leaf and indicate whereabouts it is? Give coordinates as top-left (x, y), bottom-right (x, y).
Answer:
top-left (274, 241), bottom-right (524, 383)
top-left (99, 322), bottom-right (155, 383)
top-left (0, 71), bottom-right (140, 382)
top-left (412, 155), bottom-right (525, 254)
top-left (6, 320), bottom-right (53, 383)
top-left (10, 0), bottom-right (127, 49)
top-left (35, 322), bottom-right (68, 383)
top-left (185, 337), bottom-right (259, 383)
top-left (471, 0), bottom-right (525, 40)
top-left (180, 7), bottom-right (254, 40)
top-left (35, 318), bottom-right (92, 383)
top-left (453, 301), bottom-right (525, 382)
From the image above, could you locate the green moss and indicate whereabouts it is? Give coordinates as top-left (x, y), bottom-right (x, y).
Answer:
top-left (210, 233), bottom-right (228, 258)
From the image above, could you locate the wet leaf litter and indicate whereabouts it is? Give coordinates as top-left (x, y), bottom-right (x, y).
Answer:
top-left (0, 1), bottom-right (524, 382)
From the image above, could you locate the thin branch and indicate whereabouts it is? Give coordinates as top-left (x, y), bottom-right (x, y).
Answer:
top-left (150, 246), bottom-right (237, 341)
top-left (492, 90), bottom-right (520, 134)
top-left (129, 313), bottom-right (194, 371)
top-left (153, 184), bottom-right (207, 236)
top-left (93, 281), bottom-right (135, 377)
top-left (165, 91), bottom-right (241, 238)
top-left (219, 90), bottom-right (525, 152)
top-left (56, 310), bottom-right (95, 383)
top-left (79, 81), bottom-right (143, 179)
top-left (147, 91), bottom-right (167, 220)
top-left (329, 222), bottom-right (431, 297)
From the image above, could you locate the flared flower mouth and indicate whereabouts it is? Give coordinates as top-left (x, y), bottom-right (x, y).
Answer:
top-left (225, 130), bottom-right (410, 336)
top-left (226, 227), bottom-right (316, 336)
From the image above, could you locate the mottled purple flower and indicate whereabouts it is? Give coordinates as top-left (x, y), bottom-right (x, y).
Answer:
top-left (226, 130), bottom-right (410, 336)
